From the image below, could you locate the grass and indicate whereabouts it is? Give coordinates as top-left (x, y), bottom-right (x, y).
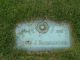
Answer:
top-left (0, 0), bottom-right (80, 60)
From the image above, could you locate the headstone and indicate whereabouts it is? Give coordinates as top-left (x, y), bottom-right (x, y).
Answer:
top-left (15, 19), bottom-right (71, 51)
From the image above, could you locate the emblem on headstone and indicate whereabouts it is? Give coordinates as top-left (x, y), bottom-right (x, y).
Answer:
top-left (36, 21), bottom-right (49, 33)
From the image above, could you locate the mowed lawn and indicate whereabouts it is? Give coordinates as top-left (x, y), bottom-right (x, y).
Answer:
top-left (0, 0), bottom-right (80, 60)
